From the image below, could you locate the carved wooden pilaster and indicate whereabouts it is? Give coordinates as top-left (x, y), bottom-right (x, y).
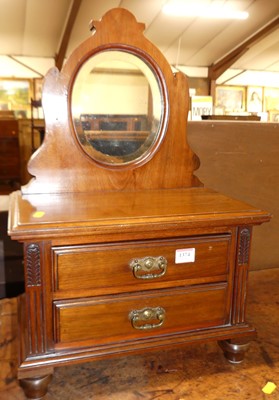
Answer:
top-left (26, 243), bottom-right (41, 286)
top-left (237, 227), bottom-right (251, 265)
top-left (232, 227), bottom-right (252, 324)
top-left (24, 243), bottom-right (45, 356)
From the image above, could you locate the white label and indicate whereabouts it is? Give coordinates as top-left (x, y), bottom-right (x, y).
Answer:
top-left (175, 248), bottom-right (195, 264)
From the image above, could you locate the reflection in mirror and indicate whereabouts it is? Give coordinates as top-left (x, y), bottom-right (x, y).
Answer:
top-left (71, 50), bottom-right (164, 166)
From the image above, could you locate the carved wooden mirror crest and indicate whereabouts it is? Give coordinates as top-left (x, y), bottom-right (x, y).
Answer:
top-left (23, 8), bottom-right (201, 194)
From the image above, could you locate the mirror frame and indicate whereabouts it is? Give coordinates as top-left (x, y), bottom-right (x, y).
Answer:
top-left (69, 44), bottom-right (169, 169)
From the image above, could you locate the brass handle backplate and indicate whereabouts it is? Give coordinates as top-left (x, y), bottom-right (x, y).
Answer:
top-left (129, 256), bottom-right (167, 279)
top-left (129, 306), bottom-right (166, 330)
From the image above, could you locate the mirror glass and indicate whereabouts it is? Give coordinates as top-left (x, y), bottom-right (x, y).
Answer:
top-left (71, 50), bottom-right (164, 166)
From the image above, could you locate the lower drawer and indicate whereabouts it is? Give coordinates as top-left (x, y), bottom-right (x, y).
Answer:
top-left (54, 284), bottom-right (228, 347)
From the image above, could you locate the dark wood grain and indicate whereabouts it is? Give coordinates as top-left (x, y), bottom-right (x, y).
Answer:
top-left (8, 188), bottom-right (270, 241)
top-left (54, 285), bottom-right (228, 345)
top-left (53, 236), bottom-right (230, 294)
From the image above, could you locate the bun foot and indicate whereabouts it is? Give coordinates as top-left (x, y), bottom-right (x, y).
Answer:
top-left (218, 339), bottom-right (250, 364)
top-left (19, 374), bottom-right (52, 399)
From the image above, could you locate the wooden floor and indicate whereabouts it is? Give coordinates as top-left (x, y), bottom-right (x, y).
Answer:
top-left (0, 268), bottom-right (278, 400)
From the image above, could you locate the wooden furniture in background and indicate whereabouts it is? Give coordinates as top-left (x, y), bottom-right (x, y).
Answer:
top-left (188, 120), bottom-right (279, 271)
top-left (0, 118), bottom-right (20, 189)
top-left (8, 9), bottom-right (270, 400)
top-left (17, 118), bottom-right (45, 186)
top-left (0, 196), bottom-right (23, 299)
top-left (30, 99), bottom-right (44, 153)
top-left (0, 110), bottom-right (15, 119)
top-left (77, 114), bottom-right (149, 156)
top-left (201, 115), bottom-right (261, 121)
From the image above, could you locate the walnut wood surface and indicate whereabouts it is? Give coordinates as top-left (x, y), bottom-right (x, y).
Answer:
top-left (9, 187), bottom-right (270, 241)
top-left (53, 235), bottom-right (230, 294)
top-left (54, 285), bottom-right (228, 346)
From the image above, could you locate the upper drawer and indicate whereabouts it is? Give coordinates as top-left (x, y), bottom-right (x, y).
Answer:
top-left (53, 235), bottom-right (231, 295)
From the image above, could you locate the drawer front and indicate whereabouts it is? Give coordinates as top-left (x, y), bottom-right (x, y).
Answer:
top-left (53, 235), bottom-right (230, 294)
top-left (54, 284), bottom-right (228, 346)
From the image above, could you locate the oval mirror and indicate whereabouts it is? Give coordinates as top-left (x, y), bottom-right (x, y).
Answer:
top-left (71, 50), bottom-right (166, 166)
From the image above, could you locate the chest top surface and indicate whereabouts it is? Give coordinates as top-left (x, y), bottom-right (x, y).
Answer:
top-left (9, 188), bottom-right (270, 241)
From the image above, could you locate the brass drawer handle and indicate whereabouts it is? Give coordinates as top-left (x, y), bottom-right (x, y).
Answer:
top-left (129, 256), bottom-right (167, 279)
top-left (129, 307), bottom-right (166, 330)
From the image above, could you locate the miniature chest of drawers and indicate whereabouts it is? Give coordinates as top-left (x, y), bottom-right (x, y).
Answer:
top-left (8, 9), bottom-right (270, 400)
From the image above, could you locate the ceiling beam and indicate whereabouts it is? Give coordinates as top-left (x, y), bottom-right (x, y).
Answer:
top-left (209, 47), bottom-right (249, 82)
top-left (55, 0), bottom-right (83, 70)
top-left (208, 16), bottom-right (279, 95)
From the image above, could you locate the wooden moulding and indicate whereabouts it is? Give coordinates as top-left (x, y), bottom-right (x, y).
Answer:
top-left (8, 188), bottom-right (271, 242)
